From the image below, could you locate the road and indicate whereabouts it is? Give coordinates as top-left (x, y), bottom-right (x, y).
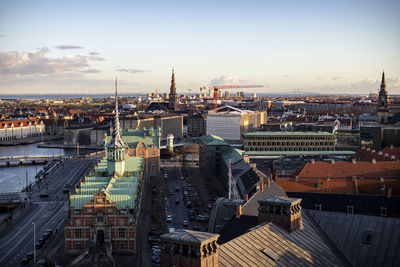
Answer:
top-left (0, 157), bottom-right (98, 267)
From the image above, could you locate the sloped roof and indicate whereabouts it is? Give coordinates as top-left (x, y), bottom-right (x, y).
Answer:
top-left (306, 209), bottom-right (400, 267)
top-left (105, 129), bottom-right (160, 149)
top-left (161, 229), bottom-right (219, 245)
top-left (218, 214), bottom-right (345, 266)
top-left (200, 134), bottom-right (229, 146)
top-left (298, 160), bottom-right (400, 179)
top-left (221, 148), bottom-right (244, 166)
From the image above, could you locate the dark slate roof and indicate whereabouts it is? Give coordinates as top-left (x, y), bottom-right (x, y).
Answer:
top-left (306, 209), bottom-right (400, 267)
top-left (146, 102), bottom-right (169, 112)
top-left (208, 198), bottom-right (244, 233)
top-left (217, 215), bottom-right (259, 244)
top-left (218, 213), bottom-right (345, 267)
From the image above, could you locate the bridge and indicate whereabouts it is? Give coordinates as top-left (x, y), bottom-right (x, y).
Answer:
top-left (0, 155), bottom-right (66, 167)
top-left (0, 192), bottom-right (29, 207)
top-left (159, 142), bottom-right (186, 149)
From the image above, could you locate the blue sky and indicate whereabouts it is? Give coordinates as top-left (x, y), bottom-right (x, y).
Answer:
top-left (0, 0), bottom-right (399, 95)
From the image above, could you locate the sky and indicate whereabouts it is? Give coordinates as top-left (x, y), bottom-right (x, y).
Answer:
top-left (0, 0), bottom-right (399, 95)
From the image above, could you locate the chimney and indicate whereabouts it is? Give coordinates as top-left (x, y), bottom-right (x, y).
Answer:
top-left (372, 149), bottom-right (376, 153)
top-left (331, 159), bottom-right (335, 164)
top-left (372, 158), bottom-right (376, 164)
top-left (295, 175), bottom-right (299, 182)
top-left (367, 147), bottom-right (370, 151)
top-left (379, 151), bottom-right (383, 155)
top-left (311, 159), bottom-right (315, 164)
top-left (317, 178), bottom-right (321, 189)
top-left (384, 153), bottom-right (389, 158)
top-left (258, 196), bottom-right (303, 233)
top-left (390, 155), bottom-right (396, 160)
top-left (352, 159), bottom-right (356, 164)
top-left (380, 177), bottom-right (384, 182)
top-left (244, 194), bottom-right (248, 203)
top-left (390, 144), bottom-right (394, 149)
top-left (362, 146), bottom-right (365, 150)
top-left (353, 176), bottom-right (358, 194)
top-left (236, 204), bottom-right (242, 218)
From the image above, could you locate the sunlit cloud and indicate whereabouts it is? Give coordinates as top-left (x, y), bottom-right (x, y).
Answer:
top-left (117, 68), bottom-right (151, 73)
top-left (209, 75), bottom-right (254, 86)
top-left (55, 45), bottom-right (83, 50)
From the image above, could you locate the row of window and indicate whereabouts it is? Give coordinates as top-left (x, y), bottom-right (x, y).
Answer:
top-left (246, 141), bottom-right (334, 147)
top-left (73, 227), bottom-right (126, 238)
top-left (315, 204), bottom-right (387, 217)
top-left (245, 136), bottom-right (333, 141)
top-left (245, 147), bottom-right (335, 152)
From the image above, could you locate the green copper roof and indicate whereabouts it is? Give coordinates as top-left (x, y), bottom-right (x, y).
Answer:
top-left (70, 154), bottom-right (143, 211)
top-left (244, 131), bottom-right (334, 136)
top-left (105, 129), bottom-right (160, 149)
top-left (221, 147), bottom-right (244, 165)
top-left (200, 135), bottom-right (229, 146)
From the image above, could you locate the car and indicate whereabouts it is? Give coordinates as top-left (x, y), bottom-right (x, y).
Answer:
top-left (186, 201), bottom-right (192, 208)
top-left (169, 189), bottom-right (174, 195)
top-left (169, 227), bottom-right (176, 233)
top-left (26, 252), bottom-right (34, 260)
top-left (183, 220), bottom-right (189, 227)
top-left (39, 193), bottom-right (49, 198)
top-left (175, 186), bottom-right (180, 192)
top-left (166, 215), bottom-right (173, 222)
top-left (63, 188), bottom-right (69, 193)
top-left (190, 215), bottom-right (195, 222)
top-left (193, 225), bottom-right (201, 231)
top-left (180, 176), bottom-right (185, 180)
top-left (175, 199), bottom-right (180, 205)
top-left (208, 203), bottom-right (213, 209)
top-left (20, 257), bottom-right (29, 266)
top-left (183, 191), bottom-right (188, 196)
top-left (35, 242), bottom-right (43, 249)
top-left (189, 209), bottom-right (195, 216)
top-left (151, 255), bottom-right (160, 263)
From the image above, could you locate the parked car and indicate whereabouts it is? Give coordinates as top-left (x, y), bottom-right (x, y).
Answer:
top-left (39, 193), bottom-right (49, 198)
top-left (175, 186), bottom-right (180, 192)
top-left (175, 199), bottom-right (180, 205)
top-left (208, 203), bottom-right (213, 209)
top-left (166, 215), bottom-right (173, 222)
top-left (183, 220), bottom-right (189, 227)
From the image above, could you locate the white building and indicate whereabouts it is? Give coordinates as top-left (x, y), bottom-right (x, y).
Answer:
top-left (206, 105), bottom-right (266, 143)
top-left (0, 118), bottom-right (45, 142)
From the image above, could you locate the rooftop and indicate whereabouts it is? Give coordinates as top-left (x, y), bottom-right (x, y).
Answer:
top-left (244, 151), bottom-right (354, 156)
top-left (244, 131), bottom-right (334, 136)
top-left (161, 229), bottom-right (219, 245)
top-left (200, 134), bottom-right (229, 146)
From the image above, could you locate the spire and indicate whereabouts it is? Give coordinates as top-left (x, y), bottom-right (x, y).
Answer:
top-left (380, 70), bottom-right (386, 91)
top-left (107, 77), bottom-right (128, 150)
top-left (170, 67), bottom-right (176, 94)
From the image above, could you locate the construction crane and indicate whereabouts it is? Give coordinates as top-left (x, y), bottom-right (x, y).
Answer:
top-left (200, 85), bottom-right (263, 109)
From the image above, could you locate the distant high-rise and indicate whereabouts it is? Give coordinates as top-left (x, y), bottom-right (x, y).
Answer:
top-left (377, 71), bottom-right (389, 124)
top-left (169, 67), bottom-right (178, 111)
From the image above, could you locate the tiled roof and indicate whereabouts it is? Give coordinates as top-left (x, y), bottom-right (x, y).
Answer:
top-left (297, 160), bottom-right (400, 179)
top-left (218, 213), bottom-right (345, 266)
top-left (200, 134), bottom-right (229, 146)
top-left (349, 147), bottom-right (399, 161)
top-left (0, 118), bottom-right (42, 129)
top-left (306, 209), bottom-right (400, 267)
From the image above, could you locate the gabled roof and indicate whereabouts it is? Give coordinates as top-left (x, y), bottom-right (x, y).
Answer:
top-left (306, 209), bottom-right (400, 267)
top-left (200, 134), bottom-right (229, 146)
top-left (218, 213), bottom-right (345, 266)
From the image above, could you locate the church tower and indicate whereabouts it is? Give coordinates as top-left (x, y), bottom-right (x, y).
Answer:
top-left (169, 67), bottom-right (178, 111)
top-left (107, 77), bottom-right (128, 177)
top-left (377, 71), bottom-right (389, 124)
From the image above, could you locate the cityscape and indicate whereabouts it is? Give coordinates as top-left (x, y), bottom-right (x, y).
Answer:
top-left (1, 1), bottom-right (400, 267)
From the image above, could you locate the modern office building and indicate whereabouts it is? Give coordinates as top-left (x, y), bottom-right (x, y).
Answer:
top-left (206, 105), bottom-right (266, 143)
top-left (244, 132), bottom-right (335, 152)
top-left (187, 113), bottom-right (207, 136)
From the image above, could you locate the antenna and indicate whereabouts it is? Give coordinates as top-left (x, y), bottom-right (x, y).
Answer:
top-left (228, 159), bottom-right (232, 199)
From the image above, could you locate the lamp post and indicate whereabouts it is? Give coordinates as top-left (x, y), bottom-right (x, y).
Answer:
top-left (32, 222), bottom-right (36, 265)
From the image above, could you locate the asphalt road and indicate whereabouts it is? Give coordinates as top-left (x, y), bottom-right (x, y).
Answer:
top-left (0, 157), bottom-right (98, 267)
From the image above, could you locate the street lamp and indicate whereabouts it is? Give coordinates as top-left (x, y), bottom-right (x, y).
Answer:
top-left (32, 222), bottom-right (36, 265)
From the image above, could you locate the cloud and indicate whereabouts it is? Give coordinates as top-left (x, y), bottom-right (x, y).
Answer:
top-left (55, 45), bottom-right (83, 50)
top-left (210, 75), bottom-right (254, 86)
top-left (0, 34), bottom-right (5, 37)
top-left (80, 69), bottom-right (101, 73)
top-left (0, 47), bottom-right (89, 75)
top-left (89, 52), bottom-right (99, 56)
top-left (117, 68), bottom-right (151, 73)
top-left (282, 74), bottom-right (290, 78)
top-left (88, 55), bottom-right (105, 61)
top-left (331, 76), bottom-right (341, 80)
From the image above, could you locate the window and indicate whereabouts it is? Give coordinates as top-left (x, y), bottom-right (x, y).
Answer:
top-left (74, 228), bottom-right (82, 238)
top-left (315, 204), bottom-right (322, 210)
top-left (381, 207), bottom-right (387, 217)
top-left (97, 216), bottom-right (103, 223)
top-left (75, 243), bottom-right (83, 249)
top-left (363, 231), bottom-right (374, 245)
top-left (119, 228), bottom-right (126, 238)
top-left (347, 205), bottom-right (354, 214)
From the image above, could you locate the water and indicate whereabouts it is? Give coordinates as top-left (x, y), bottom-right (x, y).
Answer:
top-left (0, 142), bottom-right (88, 193)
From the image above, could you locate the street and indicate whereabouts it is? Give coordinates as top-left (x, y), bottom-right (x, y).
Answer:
top-left (0, 157), bottom-right (98, 267)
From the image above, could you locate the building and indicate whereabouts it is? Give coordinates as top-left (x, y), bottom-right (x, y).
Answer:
top-left (0, 118), bottom-right (44, 141)
top-left (377, 71), bottom-right (389, 124)
top-left (65, 79), bottom-right (145, 254)
top-left (199, 135), bottom-right (230, 177)
top-left (106, 127), bottom-right (161, 178)
top-left (187, 113), bottom-right (206, 136)
top-left (244, 132), bottom-right (335, 152)
top-left (206, 105), bottom-right (266, 143)
top-left (169, 68), bottom-right (178, 111)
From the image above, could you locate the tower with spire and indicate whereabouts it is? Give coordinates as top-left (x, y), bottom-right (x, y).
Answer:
top-left (107, 77), bottom-right (128, 176)
top-left (377, 71), bottom-right (389, 124)
top-left (169, 67), bottom-right (178, 111)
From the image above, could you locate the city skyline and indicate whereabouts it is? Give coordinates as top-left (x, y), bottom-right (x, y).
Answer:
top-left (1, 0), bottom-right (400, 94)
